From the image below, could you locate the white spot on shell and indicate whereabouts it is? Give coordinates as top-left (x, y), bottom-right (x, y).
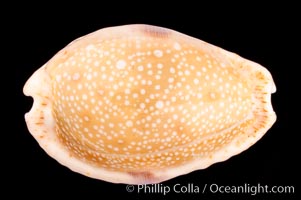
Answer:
top-left (56, 75), bottom-right (61, 82)
top-left (116, 60), bottom-right (126, 69)
top-left (153, 50), bottom-right (163, 57)
top-left (139, 103), bottom-right (145, 109)
top-left (137, 65), bottom-right (144, 71)
top-left (126, 120), bottom-right (133, 127)
top-left (174, 42), bottom-right (181, 50)
top-left (72, 73), bottom-right (80, 81)
top-left (140, 89), bottom-right (146, 95)
top-left (155, 100), bottom-right (164, 109)
top-left (86, 44), bottom-right (96, 51)
top-left (193, 78), bottom-right (199, 84)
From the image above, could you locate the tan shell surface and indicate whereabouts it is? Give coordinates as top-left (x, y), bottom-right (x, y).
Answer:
top-left (24, 24), bottom-right (276, 184)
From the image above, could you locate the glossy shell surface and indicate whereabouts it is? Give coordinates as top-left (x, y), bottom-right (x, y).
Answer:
top-left (24, 24), bottom-right (276, 184)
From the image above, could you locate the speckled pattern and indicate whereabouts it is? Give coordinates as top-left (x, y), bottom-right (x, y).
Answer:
top-left (24, 24), bottom-right (276, 184)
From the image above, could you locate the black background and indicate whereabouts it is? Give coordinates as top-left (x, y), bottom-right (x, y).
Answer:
top-left (12, 3), bottom-right (298, 200)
